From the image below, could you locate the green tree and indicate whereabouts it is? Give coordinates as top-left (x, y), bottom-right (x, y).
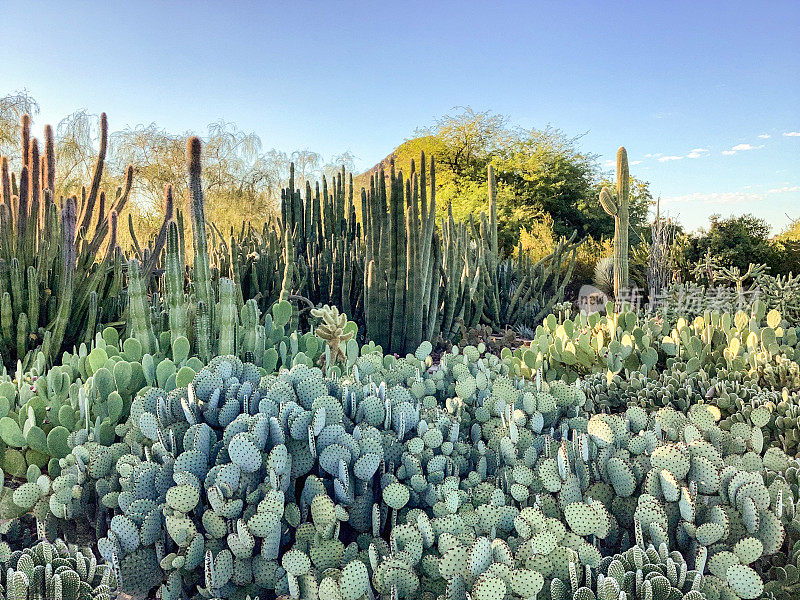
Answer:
top-left (409, 107), bottom-right (653, 253)
top-left (685, 214), bottom-right (783, 274)
top-left (419, 107), bottom-right (511, 179)
top-left (492, 127), bottom-right (598, 240)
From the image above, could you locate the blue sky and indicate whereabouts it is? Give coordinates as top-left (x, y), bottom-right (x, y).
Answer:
top-left (2, 0), bottom-right (798, 232)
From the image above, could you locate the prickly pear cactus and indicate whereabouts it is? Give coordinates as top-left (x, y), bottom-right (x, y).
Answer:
top-left (0, 538), bottom-right (116, 600)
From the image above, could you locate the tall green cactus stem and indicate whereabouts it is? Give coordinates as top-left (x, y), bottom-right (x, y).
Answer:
top-left (405, 172), bottom-right (422, 350)
top-left (280, 230), bottom-right (294, 303)
top-left (195, 300), bottom-right (211, 364)
top-left (363, 154), bottom-right (439, 353)
top-left (26, 265), bottom-right (38, 335)
top-left (187, 136), bottom-right (214, 326)
top-left (0, 292), bottom-right (11, 346)
top-left (165, 220), bottom-right (188, 342)
top-left (599, 146), bottom-right (630, 299)
top-left (482, 164), bottom-right (501, 328)
top-left (389, 163), bottom-right (407, 351)
top-left (217, 277), bottom-right (237, 355)
top-left (403, 156), bottom-right (437, 352)
top-left (128, 258), bottom-right (157, 355)
top-left (49, 196), bottom-right (77, 362)
top-left (44, 124), bottom-right (55, 193)
top-left (364, 170), bottom-right (390, 350)
top-left (83, 290), bottom-right (98, 344)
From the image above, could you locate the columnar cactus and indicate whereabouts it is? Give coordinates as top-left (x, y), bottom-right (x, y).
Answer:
top-left (187, 136), bottom-right (214, 326)
top-left (0, 113), bottom-right (131, 368)
top-left (164, 220), bottom-right (188, 342)
top-left (599, 146), bottom-right (631, 299)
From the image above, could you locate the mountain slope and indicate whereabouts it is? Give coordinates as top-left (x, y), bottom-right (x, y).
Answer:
top-left (353, 135), bottom-right (446, 192)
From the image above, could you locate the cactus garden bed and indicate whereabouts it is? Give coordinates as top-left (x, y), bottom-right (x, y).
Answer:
top-left (0, 114), bottom-right (798, 600)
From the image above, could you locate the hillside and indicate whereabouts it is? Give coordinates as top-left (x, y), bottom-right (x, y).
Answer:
top-left (353, 135), bottom-right (446, 192)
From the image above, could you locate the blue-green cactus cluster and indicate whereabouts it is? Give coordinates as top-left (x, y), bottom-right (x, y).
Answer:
top-left (4, 326), bottom-right (794, 599)
top-left (508, 302), bottom-right (800, 391)
top-left (0, 538), bottom-right (116, 600)
top-left (0, 326), bottom-right (206, 524)
top-left (2, 306), bottom-right (800, 600)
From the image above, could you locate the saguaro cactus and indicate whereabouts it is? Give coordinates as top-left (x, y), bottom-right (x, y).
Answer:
top-left (599, 146), bottom-right (630, 299)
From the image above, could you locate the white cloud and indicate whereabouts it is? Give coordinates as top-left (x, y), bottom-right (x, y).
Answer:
top-left (758, 133), bottom-right (771, 139)
top-left (663, 186), bottom-right (800, 207)
top-left (658, 155), bottom-right (683, 162)
top-left (630, 160), bottom-right (643, 165)
top-left (767, 185), bottom-right (800, 194)
top-left (783, 131), bottom-right (800, 137)
top-left (662, 191), bottom-right (764, 205)
top-left (644, 153), bottom-right (662, 158)
top-left (722, 143), bottom-right (764, 155)
top-left (686, 148), bottom-right (709, 159)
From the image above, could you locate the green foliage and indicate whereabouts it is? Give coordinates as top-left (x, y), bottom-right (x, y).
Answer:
top-left (407, 107), bottom-right (653, 251)
top-left (492, 129), bottom-right (603, 241)
top-left (685, 213), bottom-right (788, 275)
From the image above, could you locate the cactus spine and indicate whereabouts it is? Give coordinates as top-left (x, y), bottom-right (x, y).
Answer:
top-left (599, 146), bottom-right (630, 299)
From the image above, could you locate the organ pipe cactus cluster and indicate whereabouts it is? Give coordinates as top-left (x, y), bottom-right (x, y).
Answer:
top-left (364, 156), bottom-right (439, 353)
top-left (599, 147), bottom-right (630, 300)
top-left (226, 154), bottom-right (576, 355)
top-left (0, 113), bottom-right (132, 369)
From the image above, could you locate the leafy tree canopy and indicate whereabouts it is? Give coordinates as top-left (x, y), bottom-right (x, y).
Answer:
top-left (685, 214), bottom-right (787, 274)
top-left (401, 107), bottom-right (653, 252)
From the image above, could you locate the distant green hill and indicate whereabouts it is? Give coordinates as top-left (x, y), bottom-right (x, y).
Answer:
top-left (353, 135), bottom-right (446, 192)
